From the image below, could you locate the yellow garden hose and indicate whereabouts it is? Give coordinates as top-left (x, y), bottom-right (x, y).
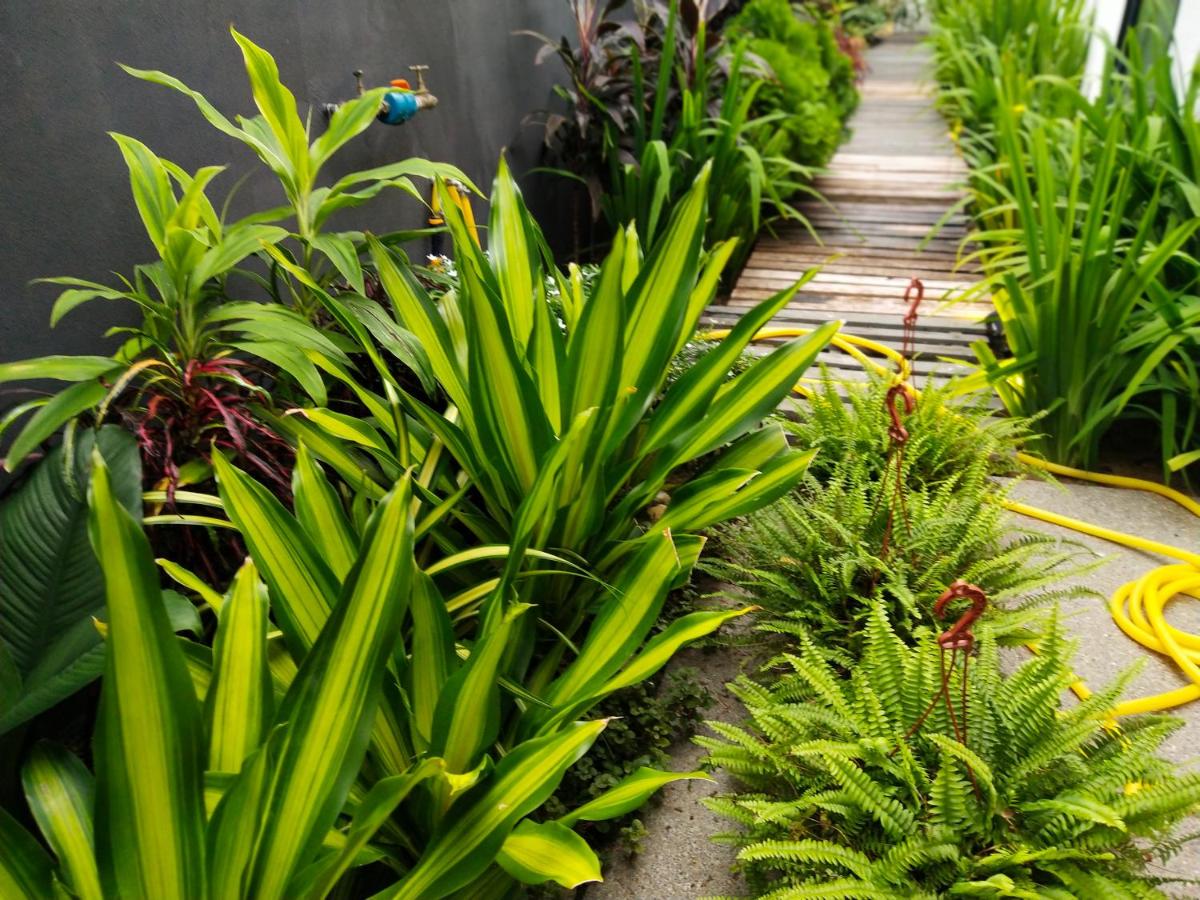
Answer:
top-left (1003, 467), bottom-right (1200, 717)
top-left (699, 322), bottom-right (1200, 717)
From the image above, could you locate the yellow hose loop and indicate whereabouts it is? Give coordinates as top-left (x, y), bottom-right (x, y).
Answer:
top-left (700, 319), bottom-right (1200, 717)
top-left (1000, 501), bottom-right (1200, 568)
top-left (1014, 452), bottom-right (1200, 518)
top-left (696, 325), bottom-right (911, 384)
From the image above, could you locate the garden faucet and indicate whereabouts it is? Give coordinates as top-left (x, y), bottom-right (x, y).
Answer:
top-left (321, 65), bottom-right (439, 126)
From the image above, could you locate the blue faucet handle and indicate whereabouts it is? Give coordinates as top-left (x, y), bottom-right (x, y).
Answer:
top-left (378, 89), bottom-right (420, 125)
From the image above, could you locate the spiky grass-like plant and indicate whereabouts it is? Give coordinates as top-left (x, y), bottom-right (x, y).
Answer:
top-left (702, 605), bottom-right (1200, 898)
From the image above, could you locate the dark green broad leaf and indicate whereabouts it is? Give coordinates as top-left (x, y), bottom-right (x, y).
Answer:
top-left (0, 426), bottom-right (141, 733)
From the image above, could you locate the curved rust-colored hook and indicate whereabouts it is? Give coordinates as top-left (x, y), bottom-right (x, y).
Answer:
top-left (885, 382), bottom-right (916, 444)
top-left (934, 579), bottom-right (987, 652)
top-left (903, 277), bottom-right (924, 327)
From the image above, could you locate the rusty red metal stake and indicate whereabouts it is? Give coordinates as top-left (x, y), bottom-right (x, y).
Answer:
top-left (876, 381), bottom-right (916, 558)
top-left (900, 580), bottom-right (988, 799)
top-left (902, 277), bottom-right (924, 361)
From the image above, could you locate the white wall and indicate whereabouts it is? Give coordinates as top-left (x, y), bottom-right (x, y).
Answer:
top-left (1083, 0), bottom-right (1130, 95)
top-left (1085, 0), bottom-right (1199, 97)
top-left (1173, 1), bottom-right (1200, 94)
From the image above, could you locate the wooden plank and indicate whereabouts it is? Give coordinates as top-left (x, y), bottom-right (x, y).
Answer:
top-left (745, 258), bottom-right (976, 279)
top-left (703, 306), bottom-right (987, 335)
top-left (739, 270), bottom-right (976, 292)
top-left (814, 169), bottom-right (964, 186)
top-left (761, 234), bottom-right (967, 254)
top-left (832, 152), bottom-right (966, 169)
top-left (801, 209), bottom-right (969, 227)
top-left (734, 280), bottom-right (979, 304)
top-left (747, 252), bottom-right (971, 270)
top-left (726, 293), bottom-right (993, 317)
top-left (791, 223), bottom-right (968, 240)
top-left (751, 241), bottom-right (968, 256)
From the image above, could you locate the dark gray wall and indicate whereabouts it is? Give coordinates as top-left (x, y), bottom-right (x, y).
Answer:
top-left (0, 0), bottom-right (572, 367)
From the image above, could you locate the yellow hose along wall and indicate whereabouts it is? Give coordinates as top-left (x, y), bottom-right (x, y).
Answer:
top-left (698, 323), bottom-right (1200, 717)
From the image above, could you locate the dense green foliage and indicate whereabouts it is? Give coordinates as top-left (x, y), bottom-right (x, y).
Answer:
top-left (0, 28), bottom-right (840, 898)
top-left (530, 0), bottom-right (859, 267)
top-left (728, 0), bottom-right (859, 167)
top-left (0, 427), bottom-right (141, 734)
top-left (703, 606), bottom-right (1200, 898)
top-left (930, 4), bottom-right (1200, 478)
top-left (708, 374), bottom-right (1090, 650)
top-left (929, 0), bottom-right (1089, 136)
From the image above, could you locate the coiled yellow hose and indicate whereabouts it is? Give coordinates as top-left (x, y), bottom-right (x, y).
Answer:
top-left (699, 323), bottom-right (1200, 716)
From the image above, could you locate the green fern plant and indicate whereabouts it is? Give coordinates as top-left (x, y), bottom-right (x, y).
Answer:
top-left (786, 369), bottom-right (1033, 484)
top-left (707, 374), bottom-right (1091, 649)
top-left (701, 605), bottom-right (1200, 898)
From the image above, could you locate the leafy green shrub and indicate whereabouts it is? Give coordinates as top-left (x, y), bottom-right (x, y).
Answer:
top-left (964, 97), bottom-right (1200, 470)
top-left (531, 0), bottom-right (822, 270)
top-left (728, 0), bottom-right (859, 167)
top-left (929, 0), bottom-right (1090, 137)
top-left (0, 24), bottom-right (847, 900)
top-left (929, 6), bottom-right (1200, 478)
top-left (1045, 34), bottom-right (1200, 478)
top-left (287, 160), bottom-right (838, 690)
top-left (0, 29), bottom-right (465, 484)
top-left (702, 605), bottom-right (1200, 898)
top-left (707, 374), bottom-right (1090, 650)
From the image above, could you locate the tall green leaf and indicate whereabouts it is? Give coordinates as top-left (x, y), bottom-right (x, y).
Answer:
top-left (205, 560), bottom-right (271, 774)
top-left (88, 449), bottom-right (206, 899)
top-left (21, 742), bottom-right (102, 900)
top-left (246, 475), bottom-right (415, 899)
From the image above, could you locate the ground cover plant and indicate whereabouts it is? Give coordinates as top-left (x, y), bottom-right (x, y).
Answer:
top-left (703, 605), bottom-right (1200, 898)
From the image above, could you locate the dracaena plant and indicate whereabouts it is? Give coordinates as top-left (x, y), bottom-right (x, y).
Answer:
top-left (0, 136), bottom-right (328, 489)
top-left (201, 444), bottom-right (745, 896)
top-left (1, 446), bottom-right (725, 898)
top-left (120, 28), bottom-right (474, 392)
top-left (280, 157), bottom-right (837, 694)
top-left (702, 605), bottom-right (1200, 898)
top-left (123, 28), bottom-right (474, 305)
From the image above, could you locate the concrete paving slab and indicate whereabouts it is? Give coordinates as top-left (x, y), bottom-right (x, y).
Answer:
top-left (1004, 478), bottom-right (1200, 891)
top-left (588, 614), bottom-right (765, 900)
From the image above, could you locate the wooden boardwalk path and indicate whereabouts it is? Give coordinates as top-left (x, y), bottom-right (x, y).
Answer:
top-left (706, 33), bottom-right (990, 385)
